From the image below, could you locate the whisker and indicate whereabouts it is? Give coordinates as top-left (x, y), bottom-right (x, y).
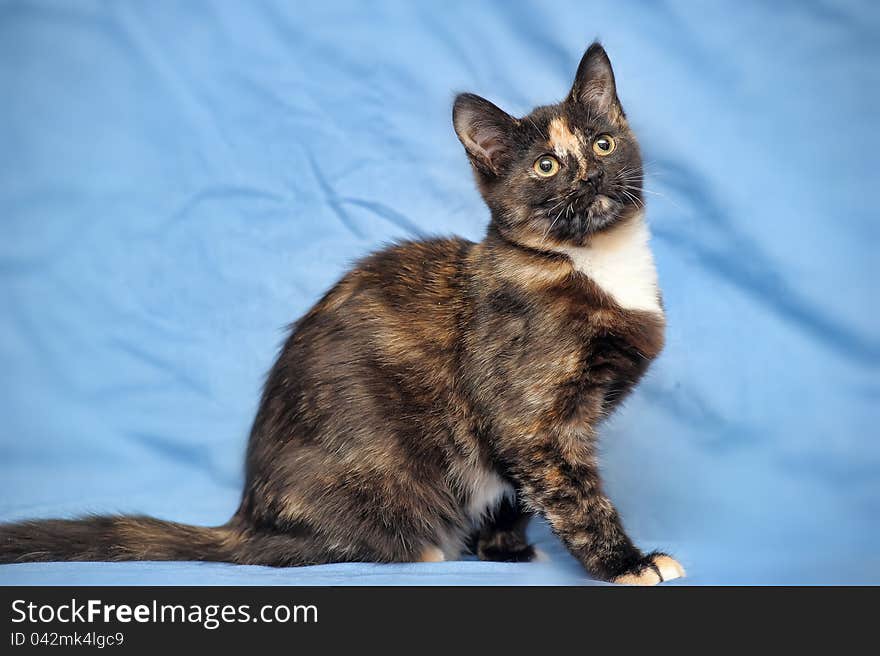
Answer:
top-left (538, 205), bottom-right (566, 249)
top-left (615, 186), bottom-right (645, 209)
top-left (544, 196), bottom-right (569, 216)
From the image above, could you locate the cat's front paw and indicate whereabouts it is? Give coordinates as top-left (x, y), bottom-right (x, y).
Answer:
top-left (611, 552), bottom-right (685, 585)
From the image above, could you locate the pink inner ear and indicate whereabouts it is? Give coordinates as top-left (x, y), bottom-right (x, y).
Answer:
top-left (453, 93), bottom-right (514, 172)
top-left (578, 78), bottom-right (613, 111)
top-left (474, 131), bottom-right (505, 162)
top-left (463, 120), bottom-right (509, 172)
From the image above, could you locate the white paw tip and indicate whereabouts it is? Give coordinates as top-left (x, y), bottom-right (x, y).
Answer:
top-left (653, 554), bottom-right (685, 582)
top-left (612, 555), bottom-right (686, 586)
top-left (417, 546), bottom-right (445, 563)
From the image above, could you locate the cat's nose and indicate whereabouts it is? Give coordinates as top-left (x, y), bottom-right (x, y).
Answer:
top-left (581, 167), bottom-right (604, 189)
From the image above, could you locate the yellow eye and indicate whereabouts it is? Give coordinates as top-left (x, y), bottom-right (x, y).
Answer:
top-left (533, 155), bottom-right (560, 177)
top-left (592, 134), bottom-right (616, 156)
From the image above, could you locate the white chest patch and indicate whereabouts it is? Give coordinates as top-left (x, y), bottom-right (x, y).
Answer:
top-left (554, 213), bottom-right (662, 314)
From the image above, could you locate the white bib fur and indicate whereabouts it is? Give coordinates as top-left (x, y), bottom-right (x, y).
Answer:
top-left (553, 211), bottom-right (662, 314)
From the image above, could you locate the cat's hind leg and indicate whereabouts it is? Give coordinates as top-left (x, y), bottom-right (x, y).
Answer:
top-left (472, 495), bottom-right (538, 563)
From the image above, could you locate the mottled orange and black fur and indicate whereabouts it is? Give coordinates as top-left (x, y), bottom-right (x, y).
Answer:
top-left (0, 44), bottom-right (684, 584)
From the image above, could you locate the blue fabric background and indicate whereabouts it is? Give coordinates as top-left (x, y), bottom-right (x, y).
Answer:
top-left (1, 0), bottom-right (877, 585)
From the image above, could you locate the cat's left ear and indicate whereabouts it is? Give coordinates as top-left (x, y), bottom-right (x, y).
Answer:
top-left (569, 42), bottom-right (625, 124)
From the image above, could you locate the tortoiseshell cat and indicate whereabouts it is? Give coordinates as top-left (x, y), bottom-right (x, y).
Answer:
top-left (1, 43), bottom-right (684, 584)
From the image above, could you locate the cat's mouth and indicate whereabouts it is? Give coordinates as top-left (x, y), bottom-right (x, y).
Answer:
top-left (533, 192), bottom-right (628, 246)
top-left (587, 194), bottom-right (617, 216)
top-left (577, 193), bottom-right (623, 233)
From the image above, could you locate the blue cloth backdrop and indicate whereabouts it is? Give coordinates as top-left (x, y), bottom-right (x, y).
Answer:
top-left (1, 0), bottom-right (878, 585)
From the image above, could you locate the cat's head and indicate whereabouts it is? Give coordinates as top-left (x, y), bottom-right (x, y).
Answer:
top-left (453, 43), bottom-right (642, 249)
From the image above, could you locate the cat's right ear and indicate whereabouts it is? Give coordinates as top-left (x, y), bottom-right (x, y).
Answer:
top-left (453, 93), bottom-right (517, 176)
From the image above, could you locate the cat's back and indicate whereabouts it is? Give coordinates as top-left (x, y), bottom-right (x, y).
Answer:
top-left (290, 236), bottom-right (475, 375)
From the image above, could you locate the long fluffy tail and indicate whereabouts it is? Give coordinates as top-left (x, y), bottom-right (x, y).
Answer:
top-left (0, 515), bottom-right (239, 564)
